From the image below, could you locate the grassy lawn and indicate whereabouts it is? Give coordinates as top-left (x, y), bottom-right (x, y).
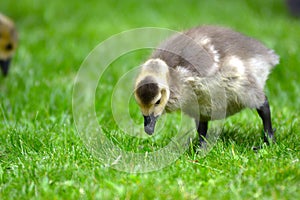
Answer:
top-left (1, 0), bottom-right (299, 199)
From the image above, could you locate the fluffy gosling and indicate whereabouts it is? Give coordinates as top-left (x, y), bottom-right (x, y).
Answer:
top-left (0, 13), bottom-right (18, 76)
top-left (134, 25), bottom-right (279, 146)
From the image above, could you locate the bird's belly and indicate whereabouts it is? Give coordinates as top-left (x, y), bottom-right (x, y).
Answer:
top-left (182, 96), bottom-right (245, 121)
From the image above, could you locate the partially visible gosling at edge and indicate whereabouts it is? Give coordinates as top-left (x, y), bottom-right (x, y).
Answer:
top-left (0, 13), bottom-right (18, 76)
top-left (134, 25), bottom-right (279, 146)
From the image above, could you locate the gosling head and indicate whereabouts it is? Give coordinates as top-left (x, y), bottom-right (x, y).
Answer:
top-left (134, 59), bottom-right (170, 135)
top-left (0, 13), bottom-right (18, 76)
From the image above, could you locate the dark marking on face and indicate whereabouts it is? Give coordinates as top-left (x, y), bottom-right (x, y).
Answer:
top-left (136, 76), bottom-right (159, 105)
top-left (5, 43), bottom-right (13, 51)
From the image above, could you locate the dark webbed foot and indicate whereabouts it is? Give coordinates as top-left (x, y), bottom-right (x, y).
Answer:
top-left (256, 97), bottom-right (276, 144)
top-left (195, 120), bottom-right (208, 146)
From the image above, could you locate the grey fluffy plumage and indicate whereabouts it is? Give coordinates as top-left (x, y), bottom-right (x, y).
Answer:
top-left (134, 25), bottom-right (278, 144)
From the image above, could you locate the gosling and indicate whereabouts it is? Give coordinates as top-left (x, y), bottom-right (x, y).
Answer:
top-left (0, 13), bottom-right (18, 76)
top-left (134, 25), bottom-right (279, 145)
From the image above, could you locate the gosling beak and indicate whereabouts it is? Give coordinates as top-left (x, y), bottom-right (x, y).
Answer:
top-left (0, 58), bottom-right (11, 77)
top-left (143, 114), bottom-right (158, 135)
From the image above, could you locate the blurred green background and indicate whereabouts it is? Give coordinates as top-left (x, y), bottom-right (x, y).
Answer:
top-left (1, 0), bottom-right (299, 199)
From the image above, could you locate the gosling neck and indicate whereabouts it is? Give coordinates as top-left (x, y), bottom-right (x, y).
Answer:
top-left (165, 67), bottom-right (187, 112)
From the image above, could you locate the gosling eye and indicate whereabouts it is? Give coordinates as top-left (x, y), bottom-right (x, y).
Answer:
top-left (155, 99), bottom-right (161, 105)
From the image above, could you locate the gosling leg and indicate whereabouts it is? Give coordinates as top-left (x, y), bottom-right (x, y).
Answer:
top-left (196, 120), bottom-right (208, 146)
top-left (256, 98), bottom-right (276, 144)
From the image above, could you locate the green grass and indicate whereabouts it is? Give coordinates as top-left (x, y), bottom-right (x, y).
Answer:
top-left (1, 0), bottom-right (300, 199)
